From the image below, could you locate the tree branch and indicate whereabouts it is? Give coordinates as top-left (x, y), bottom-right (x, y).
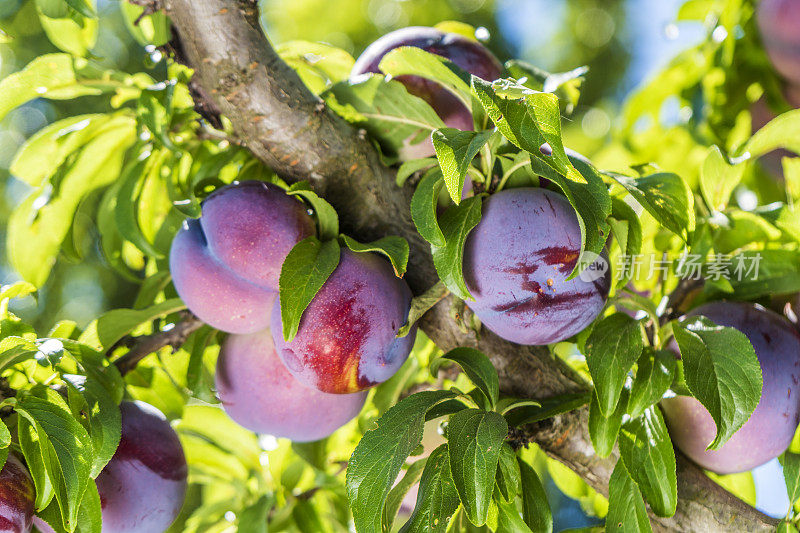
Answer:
top-left (157, 0), bottom-right (777, 530)
top-left (111, 311), bottom-right (204, 375)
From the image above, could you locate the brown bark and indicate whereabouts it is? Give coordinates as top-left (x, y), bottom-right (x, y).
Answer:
top-left (156, 0), bottom-right (778, 530)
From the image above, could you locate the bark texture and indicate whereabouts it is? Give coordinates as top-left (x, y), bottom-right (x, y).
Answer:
top-left (160, 0), bottom-right (778, 530)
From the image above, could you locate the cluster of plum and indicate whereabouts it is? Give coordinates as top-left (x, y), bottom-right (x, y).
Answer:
top-left (0, 400), bottom-right (188, 533)
top-left (170, 181), bottom-right (416, 441)
top-left (354, 26), bottom-right (613, 345)
top-left (361, 25), bottom-right (800, 478)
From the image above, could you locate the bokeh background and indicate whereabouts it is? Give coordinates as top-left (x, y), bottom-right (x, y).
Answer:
top-left (0, 0), bottom-right (788, 528)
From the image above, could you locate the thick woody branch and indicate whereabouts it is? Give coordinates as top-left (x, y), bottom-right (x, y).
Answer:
top-left (157, 0), bottom-right (776, 530)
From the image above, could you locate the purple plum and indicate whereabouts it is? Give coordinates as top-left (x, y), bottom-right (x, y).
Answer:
top-left (351, 26), bottom-right (503, 158)
top-left (758, 0), bottom-right (800, 85)
top-left (0, 455), bottom-right (34, 533)
top-left (271, 248), bottom-right (415, 394)
top-left (169, 181), bottom-right (314, 333)
top-left (661, 302), bottom-right (800, 474)
top-left (462, 187), bottom-right (611, 345)
top-left (95, 401), bottom-right (187, 533)
top-left (216, 326), bottom-right (367, 441)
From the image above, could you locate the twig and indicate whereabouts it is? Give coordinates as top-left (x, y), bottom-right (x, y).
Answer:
top-left (112, 311), bottom-right (205, 375)
top-left (659, 278), bottom-right (705, 326)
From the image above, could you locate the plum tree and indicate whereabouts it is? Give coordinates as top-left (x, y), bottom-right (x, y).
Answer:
top-left (462, 187), bottom-right (611, 345)
top-left (351, 26), bottom-right (502, 157)
top-left (216, 326), bottom-right (367, 441)
top-left (170, 181), bottom-right (314, 333)
top-left (757, 0), bottom-right (800, 85)
top-left (0, 454), bottom-right (34, 533)
top-left (271, 248), bottom-right (415, 394)
top-left (94, 401), bottom-right (188, 533)
top-left (661, 302), bottom-right (800, 474)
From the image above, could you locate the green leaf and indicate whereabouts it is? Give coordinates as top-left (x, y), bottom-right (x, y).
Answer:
top-left (504, 60), bottom-right (586, 111)
top-left (347, 390), bottom-right (456, 533)
top-left (446, 409), bottom-right (508, 526)
top-left (606, 461), bottom-right (652, 533)
top-left (324, 75), bottom-right (445, 158)
top-left (340, 235), bottom-right (409, 277)
top-left (628, 349), bottom-right (676, 419)
top-left (277, 40), bottom-right (354, 94)
top-left (609, 197), bottom-right (643, 268)
top-left (503, 393), bottom-right (591, 428)
top-left (237, 495), bottom-right (271, 533)
top-left (785, 157), bottom-right (800, 206)
top-left (35, 0), bottom-right (98, 57)
top-left (0, 281), bottom-right (37, 304)
top-left (471, 78), bottom-right (582, 182)
top-left (7, 114), bottom-right (136, 287)
top-left (16, 388), bottom-right (94, 531)
top-left (411, 168), bottom-right (447, 247)
top-left (618, 407), bottom-right (677, 517)
top-left (528, 154), bottom-right (612, 280)
top-left (700, 146), bottom-right (745, 212)
top-left (397, 281), bottom-right (450, 338)
top-left (589, 388), bottom-right (628, 458)
top-left (713, 210), bottom-right (782, 253)
top-left (743, 109), bottom-right (800, 158)
top-left (585, 313), bottom-right (644, 417)
top-left (0, 419), bottom-right (9, 449)
top-left (778, 521), bottom-right (800, 533)
top-left (672, 316), bottom-right (762, 450)
top-left (399, 444), bottom-right (461, 533)
top-left (383, 458), bottom-right (427, 529)
top-left (291, 438), bottom-right (328, 471)
top-left (431, 347), bottom-right (499, 409)
top-left (279, 236), bottom-right (340, 342)
top-left (518, 458), bottom-right (553, 533)
top-left (63, 367), bottom-right (122, 477)
top-left (77, 298), bottom-right (185, 351)
top-left (608, 172), bottom-right (695, 240)
top-left (397, 157), bottom-right (436, 187)
top-left (286, 182), bottom-right (340, 240)
top-left (432, 195), bottom-right (482, 300)
top-left (495, 497), bottom-right (533, 533)
top-left (783, 451), bottom-right (800, 504)
top-left (115, 151), bottom-right (167, 258)
top-left (725, 249), bottom-right (800, 299)
top-left (11, 114), bottom-right (119, 188)
top-left (293, 500), bottom-right (331, 533)
top-left (36, 481), bottom-right (102, 533)
top-left (120, 2), bottom-right (170, 46)
top-left (0, 54), bottom-right (107, 122)
top-left (432, 128), bottom-right (494, 204)
top-left (379, 47), bottom-right (473, 109)
top-left (494, 444), bottom-right (521, 502)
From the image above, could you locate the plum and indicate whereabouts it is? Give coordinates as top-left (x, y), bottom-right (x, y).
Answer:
top-left (95, 401), bottom-right (187, 533)
top-left (169, 181), bottom-right (314, 333)
top-left (351, 26), bottom-right (502, 158)
top-left (0, 454), bottom-right (34, 533)
top-left (462, 187), bottom-right (611, 345)
top-left (216, 326), bottom-right (367, 441)
top-left (271, 248), bottom-right (415, 394)
top-left (758, 0), bottom-right (800, 85)
top-left (661, 302), bottom-right (800, 474)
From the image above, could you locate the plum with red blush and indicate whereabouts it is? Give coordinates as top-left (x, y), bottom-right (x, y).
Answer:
top-left (271, 248), bottom-right (415, 394)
